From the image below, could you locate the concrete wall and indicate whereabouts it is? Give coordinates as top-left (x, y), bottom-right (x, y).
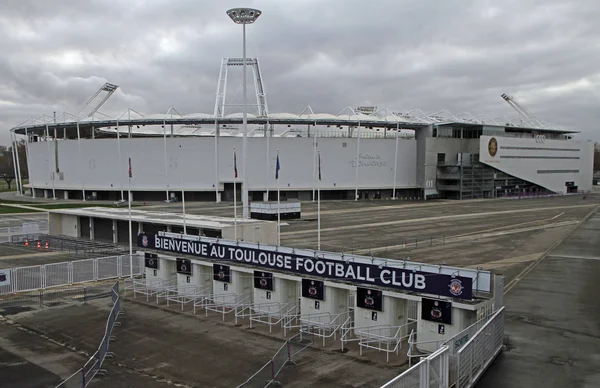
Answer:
top-left (416, 301), bottom-right (477, 353)
top-left (221, 222), bottom-right (278, 244)
top-left (213, 269), bottom-right (253, 297)
top-left (300, 284), bottom-right (349, 317)
top-left (146, 258), bottom-right (177, 284)
top-left (479, 135), bottom-right (594, 193)
top-left (424, 137), bottom-right (480, 194)
top-left (354, 296), bottom-right (408, 336)
top-left (253, 277), bottom-right (298, 309)
top-left (176, 263), bottom-right (213, 293)
top-left (27, 136), bottom-right (418, 191)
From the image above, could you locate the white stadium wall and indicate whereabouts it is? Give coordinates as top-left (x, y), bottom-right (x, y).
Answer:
top-left (479, 135), bottom-right (594, 193)
top-left (26, 137), bottom-right (417, 192)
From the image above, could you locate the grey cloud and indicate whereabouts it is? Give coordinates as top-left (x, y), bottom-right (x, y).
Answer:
top-left (0, 0), bottom-right (599, 145)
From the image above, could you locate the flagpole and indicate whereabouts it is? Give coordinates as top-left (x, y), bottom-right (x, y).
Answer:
top-left (392, 125), bottom-right (399, 200)
top-left (128, 157), bottom-right (133, 278)
top-left (234, 147), bottom-right (238, 241)
top-left (317, 150), bottom-right (321, 250)
top-left (276, 149), bottom-right (281, 246)
top-left (312, 132), bottom-right (316, 202)
top-left (182, 189), bottom-right (187, 234)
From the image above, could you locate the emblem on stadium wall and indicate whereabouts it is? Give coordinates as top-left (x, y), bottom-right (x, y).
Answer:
top-left (488, 137), bottom-right (498, 157)
top-left (449, 277), bottom-right (464, 296)
top-left (141, 235), bottom-right (148, 247)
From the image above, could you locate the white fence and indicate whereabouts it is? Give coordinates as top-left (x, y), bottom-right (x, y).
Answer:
top-left (381, 345), bottom-right (449, 388)
top-left (0, 254), bottom-right (144, 295)
top-left (456, 307), bottom-right (505, 388)
top-left (380, 307), bottom-right (505, 388)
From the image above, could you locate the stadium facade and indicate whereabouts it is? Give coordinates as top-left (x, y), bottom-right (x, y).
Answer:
top-left (8, 58), bottom-right (594, 203)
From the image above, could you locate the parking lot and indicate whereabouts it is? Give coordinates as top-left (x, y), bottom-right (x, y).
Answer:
top-left (0, 193), bottom-right (598, 387)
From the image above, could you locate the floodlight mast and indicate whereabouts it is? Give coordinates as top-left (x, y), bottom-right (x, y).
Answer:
top-left (227, 7), bottom-right (262, 219)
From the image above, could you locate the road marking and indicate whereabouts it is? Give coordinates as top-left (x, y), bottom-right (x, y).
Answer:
top-left (351, 221), bottom-right (579, 255)
top-left (282, 204), bottom-right (593, 237)
top-left (547, 255), bottom-right (600, 261)
top-left (464, 254), bottom-right (541, 270)
top-left (503, 205), bottom-right (600, 294)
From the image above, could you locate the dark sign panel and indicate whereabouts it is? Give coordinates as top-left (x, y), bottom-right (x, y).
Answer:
top-left (254, 270), bottom-right (274, 291)
top-left (144, 252), bottom-right (159, 269)
top-left (138, 233), bottom-right (473, 300)
top-left (302, 278), bottom-right (324, 301)
top-left (213, 264), bottom-right (231, 283)
top-left (421, 298), bottom-right (452, 325)
top-left (356, 287), bottom-right (383, 312)
top-left (176, 258), bottom-right (192, 275)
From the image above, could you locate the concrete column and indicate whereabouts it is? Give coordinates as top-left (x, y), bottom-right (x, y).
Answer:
top-left (138, 222), bottom-right (143, 234)
top-left (112, 220), bottom-right (118, 243)
top-left (63, 191), bottom-right (69, 200)
top-left (166, 225), bottom-right (172, 232)
top-left (263, 191), bottom-right (268, 202)
top-left (44, 190), bottom-right (49, 199)
top-left (89, 218), bottom-right (95, 240)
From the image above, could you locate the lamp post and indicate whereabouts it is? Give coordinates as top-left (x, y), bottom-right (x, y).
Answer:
top-left (227, 7), bottom-right (262, 219)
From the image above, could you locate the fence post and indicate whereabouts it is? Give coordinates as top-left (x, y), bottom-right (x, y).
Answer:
top-left (81, 367), bottom-right (85, 387)
top-left (271, 359), bottom-right (275, 381)
top-left (84, 287), bottom-right (88, 305)
top-left (39, 289), bottom-right (43, 307)
top-left (287, 341), bottom-right (291, 361)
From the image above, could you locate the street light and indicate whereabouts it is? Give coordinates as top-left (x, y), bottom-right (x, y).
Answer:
top-left (227, 7), bottom-right (262, 219)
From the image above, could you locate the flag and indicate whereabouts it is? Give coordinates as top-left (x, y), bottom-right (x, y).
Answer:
top-left (318, 153), bottom-right (322, 181)
top-left (234, 151), bottom-right (238, 178)
top-left (275, 153), bottom-right (280, 180)
top-left (128, 158), bottom-right (132, 178)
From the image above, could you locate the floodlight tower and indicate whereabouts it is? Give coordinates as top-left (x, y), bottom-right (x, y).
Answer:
top-left (227, 7), bottom-right (262, 219)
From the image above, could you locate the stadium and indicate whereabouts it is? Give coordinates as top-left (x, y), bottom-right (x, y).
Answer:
top-left (8, 57), bottom-right (594, 204)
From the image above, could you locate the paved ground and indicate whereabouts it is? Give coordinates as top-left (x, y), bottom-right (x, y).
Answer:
top-left (0, 193), bottom-right (599, 387)
top-left (477, 211), bottom-right (600, 388)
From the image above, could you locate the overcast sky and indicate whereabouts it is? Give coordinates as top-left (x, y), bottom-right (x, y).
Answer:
top-left (1, 0), bottom-right (598, 145)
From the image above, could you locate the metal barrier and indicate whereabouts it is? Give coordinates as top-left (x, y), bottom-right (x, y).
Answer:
top-left (54, 282), bottom-right (123, 388)
top-left (380, 345), bottom-right (449, 388)
top-left (381, 307), bottom-right (505, 388)
top-left (357, 321), bottom-right (417, 363)
top-left (164, 284), bottom-right (212, 311)
top-left (236, 332), bottom-right (313, 388)
top-left (456, 307), bottom-right (504, 388)
top-left (283, 311), bottom-right (347, 346)
top-left (0, 254), bottom-right (144, 295)
top-left (198, 293), bottom-right (253, 323)
top-left (247, 302), bottom-right (298, 334)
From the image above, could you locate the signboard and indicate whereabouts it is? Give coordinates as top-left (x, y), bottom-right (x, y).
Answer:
top-left (254, 271), bottom-right (274, 291)
top-left (176, 258), bottom-right (192, 275)
top-left (0, 270), bottom-right (10, 287)
top-left (421, 298), bottom-right (452, 325)
top-left (213, 264), bottom-right (231, 283)
top-left (144, 252), bottom-right (158, 269)
top-left (356, 287), bottom-right (383, 312)
top-left (138, 233), bottom-right (473, 300)
top-left (302, 279), bottom-right (324, 301)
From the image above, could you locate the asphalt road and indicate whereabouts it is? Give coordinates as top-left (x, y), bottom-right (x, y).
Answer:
top-left (477, 211), bottom-right (600, 388)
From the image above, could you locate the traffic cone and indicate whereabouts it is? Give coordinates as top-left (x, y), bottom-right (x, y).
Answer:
top-left (36, 241), bottom-right (41, 249)
top-left (25, 239), bottom-right (29, 247)
top-left (45, 241), bottom-right (49, 250)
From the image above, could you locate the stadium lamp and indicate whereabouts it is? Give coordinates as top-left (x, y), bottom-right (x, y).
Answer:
top-left (226, 7), bottom-right (262, 219)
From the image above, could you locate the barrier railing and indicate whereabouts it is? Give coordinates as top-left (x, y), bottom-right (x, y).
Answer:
top-left (54, 282), bottom-right (123, 388)
top-left (283, 311), bottom-right (347, 346)
top-left (0, 254), bottom-right (144, 296)
top-left (357, 321), bottom-right (417, 362)
top-left (164, 284), bottom-right (212, 311)
top-left (236, 332), bottom-right (313, 388)
top-left (456, 307), bottom-right (504, 388)
top-left (248, 302), bottom-right (298, 334)
top-left (380, 345), bottom-right (449, 388)
top-left (198, 293), bottom-right (253, 323)
top-left (381, 307), bottom-right (505, 388)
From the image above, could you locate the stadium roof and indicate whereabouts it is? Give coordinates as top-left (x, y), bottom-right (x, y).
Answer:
top-left (10, 105), bottom-right (577, 136)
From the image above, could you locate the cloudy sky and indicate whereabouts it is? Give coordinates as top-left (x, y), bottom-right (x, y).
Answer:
top-left (0, 0), bottom-right (598, 145)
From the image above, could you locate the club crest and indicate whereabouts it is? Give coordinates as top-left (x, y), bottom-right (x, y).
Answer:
top-left (449, 278), bottom-right (464, 296)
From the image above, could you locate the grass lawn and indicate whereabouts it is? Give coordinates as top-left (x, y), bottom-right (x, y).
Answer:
top-left (0, 205), bottom-right (42, 214)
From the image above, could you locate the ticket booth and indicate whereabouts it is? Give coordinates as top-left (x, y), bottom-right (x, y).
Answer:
top-left (144, 253), bottom-right (176, 286)
top-left (212, 265), bottom-right (253, 299)
top-left (416, 297), bottom-right (478, 352)
top-left (300, 279), bottom-right (349, 318)
top-left (175, 258), bottom-right (213, 294)
top-left (253, 273), bottom-right (298, 312)
top-left (353, 287), bottom-right (409, 337)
